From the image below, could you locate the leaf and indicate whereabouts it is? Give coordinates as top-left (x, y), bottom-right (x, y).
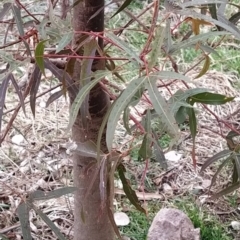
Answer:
top-left (35, 40), bottom-right (48, 76)
top-left (44, 59), bottom-right (78, 97)
top-left (168, 31), bottom-right (230, 54)
top-left (79, 38), bottom-right (97, 128)
top-left (0, 3), bottom-right (11, 21)
top-left (111, 0), bottom-right (134, 18)
top-left (29, 187), bottom-right (76, 201)
top-left (68, 70), bottom-right (111, 131)
top-left (105, 32), bottom-right (142, 65)
top-left (56, 32), bottom-right (73, 53)
top-left (200, 150), bottom-right (232, 172)
top-left (208, 3), bottom-right (218, 21)
top-left (152, 132), bottom-right (168, 170)
top-left (0, 75), bottom-right (10, 132)
top-left (211, 181), bottom-right (240, 200)
top-left (30, 203), bottom-right (67, 240)
top-left (210, 157), bottom-right (230, 189)
top-left (194, 55), bottom-right (210, 79)
top-left (11, 5), bottom-right (31, 56)
top-left (138, 133), bottom-right (152, 160)
top-left (17, 202), bottom-right (32, 240)
top-left (30, 65), bottom-right (42, 117)
top-left (9, 73), bottom-right (26, 115)
top-left (186, 17), bottom-right (212, 35)
top-left (175, 106), bottom-right (188, 124)
top-left (146, 77), bottom-right (179, 139)
top-left (106, 76), bottom-right (145, 151)
top-left (229, 11), bottom-right (240, 25)
top-left (0, 233), bottom-right (9, 240)
top-left (148, 25), bottom-right (165, 69)
top-left (189, 92), bottom-right (234, 105)
top-left (187, 107), bottom-right (197, 141)
top-left (118, 164), bottom-right (146, 214)
top-left (233, 154), bottom-right (240, 182)
top-left (46, 89), bottom-right (63, 107)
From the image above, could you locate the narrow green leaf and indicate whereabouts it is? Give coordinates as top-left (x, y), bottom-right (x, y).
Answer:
top-left (190, 92), bottom-right (234, 105)
top-left (30, 203), bottom-right (67, 240)
top-left (68, 70), bottom-right (111, 131)
top-left (106, 76), bottom-right (145, 151)
top-left (138, 133), bottom-right (152, 160)
top-left (187, 107), bottom-right (197, 140)
top-left (229, 11), bottom-right (240, 25)
top-left (211, 181), bottom-right (240, 200)
top-left (152, 132), bottom-right (168, 170)
top-left (0, 3), bottom-right (11, 21)
top-left (11, 5), bottom-right (31, 56)
top-left (194, 55), bottom-right (210, 79)
top-left (146, 77), bottom-right (179, 139)
top-left (17, 203), bottom-right (32, 240)
top-left (233, 154), bottom-right (240, 182)
top-left (175, 106), bottom-right (188, 124)
top-left (168, 31), bottom-right (230, 55)
top-left (210, 157), bottom-right (230, 189)
top-left (200, 150), bottom-right (232, 172)
top-left (105, 32), bottom-right (142, 65)
top-left (111, 0), bottom-right (134, 18)
top-left (56, 32), bottom-right (73, 53)
top-left (149, 25), bottom-right (165, 69)
top-left (35, 40), bottom-right (48, 76)
top-left (118, 164), bottom-right (146, 214)
top-left (29, 187), bottom-right (76, 201)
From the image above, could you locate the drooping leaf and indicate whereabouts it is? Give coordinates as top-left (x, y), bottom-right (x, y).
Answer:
top-left (29, 187), bottom-right (76, 201)
top-left (187, 107), bottom-right (197, 140)
top-left (200, 150), bottom-right (232, 172)
top-left (146, 77), bottom-right (179, 139)
top-left (9, 73), bottom-right (26, 115)
top-left (30, 203), bottom-right (67, 240)
top-left (210, 157), bottom-right (230, 189)
top-left (138, 133), bottom-right (152, 161)
top-left (46, 89), bottom-right (63, 107)
top-left (56, 32), bottom-right (74, 53)
top-left (44, 59), bottom-right (78, 97)
top-left (229, 11), bottom-right (240, 25)
top-left (148, 25), bottom-right (165, 69)
top-left (11, 5), bottom-right (31, 56)
top-left (106, 76), bottom-right (145, 151)
top-left (186, 17), bottom-right (212, 35)
top-left (111, 0), bottom-right (134, 18)
top-left (0, 75), bottom-right (10, 132)
top-left (68, 70), bottom-right (111, 131)
top-left (99, 157), bottom-right (107, 209)
top-left (105, 32), bottom-right (142, 65)
top-left (208, 3), bottom-right (218, 21)
top-left (226, 130), bottom-right (240, 150)
top-left (194, 55), bottom-right (210, 79)
top-left (79, 38), bottom-right (97, 128)
top-left (35, 40), bottom-right (48, 76)
top-left (0, 3), bottom-right (11, 20)
top-left (29, 65), bottom-right (42, 117)
top-left (175, 106), bottom-right (188, 124)
top-left (189, 92), bottom-right (234, 105)
top-left (233, 153), bottom-right (240, 182)
top-left (17, 202), bottom-right (31, 240)
top-left (152, 132), bottom-right (168, 170)
top-left (118, 164), bottom-right (146, 214)
top-left (211, 181), bottom-right (240, 200)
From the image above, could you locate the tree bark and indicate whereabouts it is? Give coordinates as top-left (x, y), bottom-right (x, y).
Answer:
top-left (71, 1), bottom-right (114, 240)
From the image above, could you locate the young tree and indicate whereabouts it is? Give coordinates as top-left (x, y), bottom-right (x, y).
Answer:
top-left (0, 0), bottom-right (240, 240)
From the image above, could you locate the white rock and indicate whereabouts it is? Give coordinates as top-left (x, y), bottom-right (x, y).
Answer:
top-left (164, 151), bottom-right (182, 162)
top-left (163, 183), bottom-right (173, 194)
top-left (114, 212), bottom-right (130, 226)
top-left (39, 101), bottom-right (46, 108)
top-left (11, 134), bottom-right (25, 145)
top-left (231, 221), bottom-right (240, 231)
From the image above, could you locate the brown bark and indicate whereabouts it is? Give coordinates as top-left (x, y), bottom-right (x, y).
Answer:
top-left (71, 0), bottom-right (114, 239)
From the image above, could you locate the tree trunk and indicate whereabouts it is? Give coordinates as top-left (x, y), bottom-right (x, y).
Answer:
top-left (71, 1), bottom-right (114, 240)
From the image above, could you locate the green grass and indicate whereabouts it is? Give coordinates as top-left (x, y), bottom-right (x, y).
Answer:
top-left (120, 198), bottom-right (233, 240)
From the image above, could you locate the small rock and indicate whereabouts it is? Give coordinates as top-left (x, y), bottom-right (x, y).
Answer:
top-left (163, 183), bottom-right (173, 195)
top-left (231, 221), bottom-right (240, 231)
top-left (114, 212), bottom-right (130, 226)
top-left (147, 208), bottom-right (200, 240)
top-left (39, 101), bottom-right (46, 108)
top-left (164, 151), bottom-right (182, 162)
top-left (11, 134), bottom-right (25, 145)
